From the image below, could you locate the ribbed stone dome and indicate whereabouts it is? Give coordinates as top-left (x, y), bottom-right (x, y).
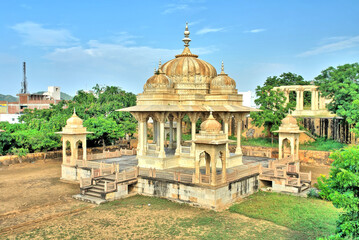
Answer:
top-left (161, 48), bottom-right (217, 84)
top-left (211, 65), bottom-right (236, 89)
top-left (280, 115), bottom-right (300, 131)
top-left (200, 113), bottom-right (222, 133)
top-left (144, 68), bottom-right (172, 91)
top-left (66, 111), bottom-right (83, 127)
top-left (161, 23), bottom-right (217, 84)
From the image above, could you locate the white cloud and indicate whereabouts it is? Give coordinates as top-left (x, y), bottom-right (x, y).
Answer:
top-left (298, 35), bottom-right (359, 57)
top-left (11, 21), bottom-right (79, 47)
top-left (196, 27), bottom-right (225, 35)
top-left (44, 39), bottom-right (217, 94)
top-left (245, 29), bottom-right (266, 33)
top-left (162, 4), bottom-right (189, 14)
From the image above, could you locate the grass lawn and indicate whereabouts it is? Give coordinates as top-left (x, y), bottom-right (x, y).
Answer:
top-left (6, 195), bottom-right (313, 240)
top-left (228, 136), bottom-right (346, 152)
top-left (229, 191), bottom-right (340, 240)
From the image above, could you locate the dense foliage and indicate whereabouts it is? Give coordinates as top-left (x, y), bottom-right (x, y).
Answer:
top-left (317, 146), bottom-right (359, 239)
top-left (315, 63), bottom-right (359, 134)
top-left (250, 72), bottom-right (309, 139)
top-left (0, 85), bottom-right (137, 154)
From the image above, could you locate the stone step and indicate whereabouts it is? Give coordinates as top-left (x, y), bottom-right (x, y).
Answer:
top-left (85, 191), bottom-right (103, 199)
top-left (92, 185), bottom-right (105, 191)
top-left (87, 188), bottom-right (104, 194)
top-left (73, 194), bottom-right (107, 205)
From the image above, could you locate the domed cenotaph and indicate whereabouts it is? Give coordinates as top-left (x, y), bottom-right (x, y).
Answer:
top-left (118, 23), bottom-right (258, 170)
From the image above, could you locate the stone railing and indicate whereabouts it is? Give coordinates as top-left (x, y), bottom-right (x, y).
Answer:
top-left (226, 165), bottom-right (260, 182)
top-left (138, 165), bottom-right (260, 186)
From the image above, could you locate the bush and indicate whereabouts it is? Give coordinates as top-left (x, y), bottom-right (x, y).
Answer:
top-left (318, 146), bottom-right (359, 238)
top-left (316, 174), bottom-right (331, 200)
top-left (307, 188), bottom-right (320, 198)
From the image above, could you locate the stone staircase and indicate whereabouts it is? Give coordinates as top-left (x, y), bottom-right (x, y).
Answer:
top-left (74, 175), bottom-right (117, 204)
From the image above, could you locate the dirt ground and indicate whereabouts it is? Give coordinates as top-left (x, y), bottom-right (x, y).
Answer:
top-left (0, 160), bottom-right (92, 236)
top-left (0, 160), bottom-right (332, 239)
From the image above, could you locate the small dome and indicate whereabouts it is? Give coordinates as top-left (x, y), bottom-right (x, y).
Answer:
top-left (281, 114), bottom-right (298, 127)
top-left (200, 113), bottom-right (222, 133)
top-left (66, 111), bottom-right (83, 127)
top-left (143, 68), bottom-right (172, 91)
top-left (278, 114), bottom-right (300, 131)
top-left (210, 61), bottom-right (236, 90)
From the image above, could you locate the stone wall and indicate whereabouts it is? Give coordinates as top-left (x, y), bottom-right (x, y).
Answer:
top-left (136, 174), bottom-right (259, 210)
top-left (0, 145), bottom-right (134, 166)
top-left (229, 145), bottom-right (332, 166)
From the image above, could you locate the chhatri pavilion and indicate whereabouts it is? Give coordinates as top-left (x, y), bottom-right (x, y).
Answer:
top-left (118, 23), bottom-right (258, 170)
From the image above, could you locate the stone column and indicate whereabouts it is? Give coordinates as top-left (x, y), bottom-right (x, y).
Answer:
top-left (188, 113), bottom-right (199, 157)
top-left (290, 136), bottom-right (295, 157)
top-left (156, 121), bottom-right (160, 152)
top-left (211, 153), bottom-right (217, 186)
top-left (296, 91), bottom-right (300, 111)
top-left (138, 120), bottom-right (144, 156)
top-left (205, 154), bottom-right (210, 175)
top-left (62, 138), bottom-right (67, 164)
top-left (153, 121), bottom-right (157, 144)
top-left (319, 95), bottom-right (326, 110)
top-left (133, 113), bottom-right (145, 156)
top-left (158, 121), bottom-right (166, 158)
top-left (71, 140), bottom-right (76, 165)
top-left (234, 114), bottom-right (243, 155)
top-left (221, 151), bottom-right (227, 183)
top-left (83, 137), bottom-right (87, 161)
top-left (278, 136), bottom-right (283, 159)
top-left (315, 91), bottom-right (319, 110)
top-left (299, 90), bottom-right (304, 110)
top-left (169, 115), bottom-right (174, 149)
top-left (219, 113), bottom-right (231, 157)
top-left (285, 90), bottom-right (290, 105)
top-left (155, 112), bottom-right (167, 158)
top-left (143, 119), bottom-right (147, 155)
top-left (311, 90), bottom-right (316, 111)
top-left (295, 135), bottom-right (299, 160)
top-left (174, 114), bottom-right (183, 156)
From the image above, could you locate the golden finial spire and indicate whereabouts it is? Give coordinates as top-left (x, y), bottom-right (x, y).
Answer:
top-left (154, 67), bottom-right (156, 74)
top-left (220, 60), bottom-right (225, 74)
top-left (183, 22), bottom-right (191, 47)
top-left (158, 59), bottom-right (162, 69)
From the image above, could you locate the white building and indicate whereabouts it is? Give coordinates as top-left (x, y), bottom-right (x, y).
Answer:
top-left (0, 113), bottom-right (20, 124)
top-left (238, 91), bottom-right (256, 108)
top-left (43, 86), bottom-right (61, 100)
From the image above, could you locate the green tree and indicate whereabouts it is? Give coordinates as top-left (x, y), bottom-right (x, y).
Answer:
top-left (317, 146), bottom-right (359, 238)
top-left (250, 89), bottom-right (290, 142)
top-left (0, 85), bottom-right (137, 155)
top-left (251, 73), bottom-right (309, 140)
top-left (315, 63), bottom-right (359, 134)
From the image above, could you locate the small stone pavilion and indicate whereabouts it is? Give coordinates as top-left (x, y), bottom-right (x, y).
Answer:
top-left (274, 114), bottom-right (305, 160)
top-left (193, 113), bottom-right (233, 186)
top-left (273, 85), bottom-right (334, 117)
top-left (118, 23), bottom-right (258, 171)
top-left (57, 110), bottom-right (92, 181)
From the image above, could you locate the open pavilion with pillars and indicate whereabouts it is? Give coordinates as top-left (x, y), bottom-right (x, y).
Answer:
top-left (273, 85), bottom-right (334, 117)
top-left (118, 23), bottom-right (258, 172)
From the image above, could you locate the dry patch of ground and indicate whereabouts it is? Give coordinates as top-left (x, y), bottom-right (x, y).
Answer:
top-left (4, 196), bottom-right (302, 240)
top-left (0, 160), bottom-right (332, 239)
top-left (0, 160), bottom-right (92, 236)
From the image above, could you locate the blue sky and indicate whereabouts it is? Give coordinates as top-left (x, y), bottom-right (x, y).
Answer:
top-left (0, 0), bottom-right (359, 97)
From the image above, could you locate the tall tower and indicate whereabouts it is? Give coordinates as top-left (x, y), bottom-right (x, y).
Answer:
top-left (20, 62), bottom-right (28, 94)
